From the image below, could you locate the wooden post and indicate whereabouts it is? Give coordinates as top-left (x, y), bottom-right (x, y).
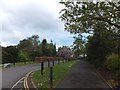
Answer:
top-left (52, 60), bottom-right (54, 66)
top-left (50, 66), bottom-right (53, 88)
top-left (41, 62), bottom-right (44, 75)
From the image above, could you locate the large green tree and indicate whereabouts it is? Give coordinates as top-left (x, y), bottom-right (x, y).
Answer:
top-left (2, 46), bottom-right (18, 64)
top-left (60, 1), bottom-right (120, 34)
top-left (60, 1), bottom-right (120, 67)
top-left (47, 40), bottom-right (56, 56)
top-left (18, 35), bottom-right (41, 61)
top-left (41, 39), bottom-right (48, 56)
top-left (72, 35), bottom-right (86, 57)
top-left (86, 22), bottom-right (118, 67)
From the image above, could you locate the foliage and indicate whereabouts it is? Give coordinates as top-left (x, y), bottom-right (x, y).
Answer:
top-left (105, 53), bottom-right (120, 71)
top-left (18, 50), bottom-right (30, 63)
top-left (41, 39), bottom-right (48, 56)
top-left (116, 69), bottom-right (120, 79)
top-left (72, 35), bottom-right (86, 57)
top-left (2, 46), bottom-right (18, 64)
top-left (18, 35), bottom-right (42, 61)
top-left (2, 48), bottom-right (9, 64)
top-left (2, 35), bottom-right (57, 63)
top-left (57, 46), bottom-right (74, 59)
top-left (59, 1), bottom-right (120, 34)
top-left (86, 22), bottom-right (118, 67)
top-left (47, 41), bottom-right (56, 56)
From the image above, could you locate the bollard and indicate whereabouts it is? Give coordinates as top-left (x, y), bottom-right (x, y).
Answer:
top-left (41, 62), bottom-right (44, 75)
top-left (50, 65), bottom-right (53, 88)
top-left (53, 60), bottom-right (54, 66)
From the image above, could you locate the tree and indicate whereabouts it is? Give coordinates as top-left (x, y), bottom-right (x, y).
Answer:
top-left (18, 39), bottom-right (32, 52)
top-left (60, 1), bottom-right (120, 67)
top-left (18, 50), bottom-right (30, 63)
top-left (72, 35), bottom-right (86, 57)
top-left (47, 41), bottom-right (56, 56)
top-left (28, 35), bottom-right (42, 60)
top-left (41, 39), bottom-right (48, 56)
top-left (86, 22), bottom-right (117, 67)
top-left (60, 1), bottom-right (120, 34)
top-left (18, 35), bottom-right (41, 61)
top-left (57, 46), bottom-right (74, 59)
top-left (2, 46), bottom-right (18, 64)
top-left (2, 47), bottom-right (9, 64)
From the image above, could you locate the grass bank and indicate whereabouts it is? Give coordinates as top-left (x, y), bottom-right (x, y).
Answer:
top-left (13, 61), bottom-right (34, 67)
top-left (32, 60), bottom-right (78, 88)
top-left (2, 61), bottom-right (35, 69)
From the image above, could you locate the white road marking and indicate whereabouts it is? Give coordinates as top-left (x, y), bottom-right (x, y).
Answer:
top-left (11, 77), bottom-right (24, 90)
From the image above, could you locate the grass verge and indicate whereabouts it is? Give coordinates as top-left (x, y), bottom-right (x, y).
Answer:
top-left (0, 64), bottom-right (2, 70)
top-left (13, 61), bottom-right (34, 67)
top-left (2, 61), bottom-right (35, 69)
top-left (32, 60), bottom-right (78, 88)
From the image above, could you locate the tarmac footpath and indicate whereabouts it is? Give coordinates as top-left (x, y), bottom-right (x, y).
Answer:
top-left (56, 60), bottom-right (112, 89)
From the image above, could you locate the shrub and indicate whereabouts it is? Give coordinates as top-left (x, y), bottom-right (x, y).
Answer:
top-left (116, 69), bottom-right (120, 79)
top-left (18, 50), bottom-right (31, 63)
top-left (105, 53), bottom-right (120, 71)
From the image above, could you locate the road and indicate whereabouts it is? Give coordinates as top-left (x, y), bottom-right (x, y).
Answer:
top-left (2, 63), bottom-right (40, 88)
top-left (2, 60), bottom-right (61, 89)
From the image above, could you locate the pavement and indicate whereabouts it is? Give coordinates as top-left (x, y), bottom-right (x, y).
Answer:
top-left (56, 60), bottom-right (112, 89)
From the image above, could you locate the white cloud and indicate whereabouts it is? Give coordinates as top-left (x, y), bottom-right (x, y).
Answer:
top-left (0, 0), bottom-right (75, 47)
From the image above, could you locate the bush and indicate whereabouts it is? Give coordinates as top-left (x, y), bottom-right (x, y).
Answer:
top-left (105, 53), bottom-right (120, 71)
top-left (116, 70), bottom-right (120, 79)
top-left (18, 50), bottom-right (31, 63)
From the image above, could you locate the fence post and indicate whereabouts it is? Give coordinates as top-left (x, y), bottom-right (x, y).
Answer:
top-left (53, 60), bottom-right (54, 66)
top-left (41, 62), bottom-right (44, 75)
top-left (50, 63), bottom-right (53, 88)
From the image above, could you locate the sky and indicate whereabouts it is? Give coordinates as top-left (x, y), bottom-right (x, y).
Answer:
top-left (0, 0), bottom-right (76, 48)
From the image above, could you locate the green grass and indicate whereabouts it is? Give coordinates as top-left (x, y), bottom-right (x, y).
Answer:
top-left (13, 61), bottom-right (34, 67)
top-left (32, 60), bottom-right (78, 88)
top-left (2, 61), bottom-right (35, 69)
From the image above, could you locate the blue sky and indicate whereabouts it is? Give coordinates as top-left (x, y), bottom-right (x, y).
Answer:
top-left (0, 0), bottom-right (76, 48)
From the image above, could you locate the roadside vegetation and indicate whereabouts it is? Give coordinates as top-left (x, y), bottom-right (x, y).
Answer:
top-left (0, 64), bottom-right (2, 70)
top-left (2, 35), bottom-right (74, 67)
top-left (32, 60), bottom-right (77, 88)
top-left (60, 1), bottom-right (120, 88)
top-left (12, 61), bottom-right (34, 67)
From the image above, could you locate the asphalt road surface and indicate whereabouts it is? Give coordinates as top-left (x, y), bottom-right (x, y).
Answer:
top-left (2, 60), bottom-right (61, 89)
top-left (2, 63), bottom-right (41, 89)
